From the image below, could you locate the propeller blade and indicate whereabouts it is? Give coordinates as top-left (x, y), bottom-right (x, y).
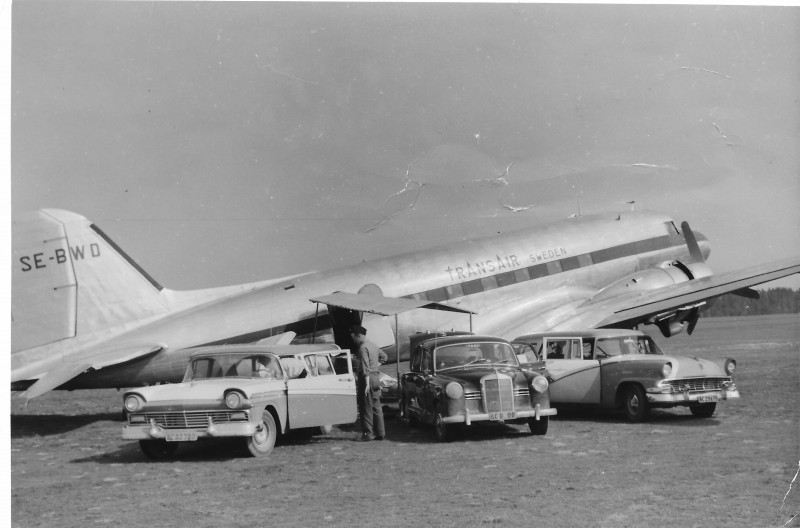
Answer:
top-left (681, 221), bottom-right (705, 263)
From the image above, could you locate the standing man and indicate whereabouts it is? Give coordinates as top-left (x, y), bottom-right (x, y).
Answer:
top-left (350, 325), bottom-right (387, 441)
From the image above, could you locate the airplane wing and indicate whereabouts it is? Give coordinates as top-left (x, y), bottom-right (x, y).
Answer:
top-left (557, 256), bottom-right (800, 332)
top-left (20, 343), bottom-right (164, 400)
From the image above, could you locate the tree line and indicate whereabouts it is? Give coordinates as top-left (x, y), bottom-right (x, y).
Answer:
top-left (701, 288), bottom-right (800, 317)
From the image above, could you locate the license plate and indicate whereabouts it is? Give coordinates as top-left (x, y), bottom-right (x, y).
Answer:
top-left (489, 411), bottom-right (516, 421)
top-left (166, 431), bottom-right (198, 442)
top-left (698, 395), bottom-right (718, 403)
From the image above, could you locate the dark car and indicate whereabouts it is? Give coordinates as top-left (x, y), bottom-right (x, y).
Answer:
top-left (400, 334), bottom-right (556, 441)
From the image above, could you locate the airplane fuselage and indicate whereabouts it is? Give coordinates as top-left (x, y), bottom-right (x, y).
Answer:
top-left (11, 211), bottom-right (707, 391)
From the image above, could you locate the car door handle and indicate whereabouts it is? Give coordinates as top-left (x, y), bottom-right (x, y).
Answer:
top-left (340, 378), bottom-right (354, 382)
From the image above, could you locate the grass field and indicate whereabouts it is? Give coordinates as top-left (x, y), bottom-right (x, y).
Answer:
top-left (10, 314), bottom-right (800, 528)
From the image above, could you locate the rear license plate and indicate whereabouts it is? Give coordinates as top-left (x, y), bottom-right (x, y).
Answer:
top-left (489, 411), bottom-right (516, 421)
top-left (166, 431), bottom-right (198, 442)
top-left (698, 395), bottom-right (718, 403)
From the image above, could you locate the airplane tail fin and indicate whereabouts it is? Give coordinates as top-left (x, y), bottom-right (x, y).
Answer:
top-left (12, 209), bottom-right (170, 353)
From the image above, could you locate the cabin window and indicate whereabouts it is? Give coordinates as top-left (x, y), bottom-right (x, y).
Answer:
top-left (462, 279), bottom-right (484, 296)
top-left (528, 264), bottom-right (549, 279)
top-left (446, 283), bottom-right (464, 298)
top-left (560, 257), bottom-right (581, 272)
top-left (481, 276), bottom-right (498, 291)
top-left (545, 261), bottom-right (562, 275)
top-left (496, 271), bottom-right (517, 287)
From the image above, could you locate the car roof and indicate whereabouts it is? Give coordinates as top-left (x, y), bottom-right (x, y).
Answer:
top-left (512, 329), bottom-right (646, 342)
top-left (418, 334), bottom-right (511, 349)
top-left (188, 343), bottom-right (341, 359)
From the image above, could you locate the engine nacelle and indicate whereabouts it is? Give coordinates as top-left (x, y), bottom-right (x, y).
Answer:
top-left (591, 260), bottom-right (705, 303)
top-left (592, 260), bottom-right (713, 338)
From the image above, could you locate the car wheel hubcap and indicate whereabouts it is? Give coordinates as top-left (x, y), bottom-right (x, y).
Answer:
top-left (630, 395), bottom-right (639, 411)
top-left (254, 423), bottom-right (268, 445)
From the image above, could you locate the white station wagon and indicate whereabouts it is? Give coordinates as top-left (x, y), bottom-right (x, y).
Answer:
top-left (121, 344), bottom-right (357, 458)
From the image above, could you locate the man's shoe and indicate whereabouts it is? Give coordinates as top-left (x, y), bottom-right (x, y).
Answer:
top-left (360, 435), bottom-right (373, 442)
top-left (374, 436), bottom-right (385, 441)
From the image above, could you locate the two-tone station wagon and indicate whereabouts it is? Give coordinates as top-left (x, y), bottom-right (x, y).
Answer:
top-left (512, 329), bottom-right (739, 421)
top-left (122, 344), bottom-right (356, 458)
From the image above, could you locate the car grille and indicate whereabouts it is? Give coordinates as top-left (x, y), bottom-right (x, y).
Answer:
top-left (662, 377), bottom-right (731, 392)
top-left (132, 411), bottom-right (248, 429)
top-left (482, 377), bottom-right (515, 414)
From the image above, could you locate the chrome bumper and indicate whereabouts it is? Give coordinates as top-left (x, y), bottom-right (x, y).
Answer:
top-left (122, 418), bottom-right (257, 440)
top-left (442, 403), bottom-right (557, 425)
top-left (646, 388), bottom-right (740, 405)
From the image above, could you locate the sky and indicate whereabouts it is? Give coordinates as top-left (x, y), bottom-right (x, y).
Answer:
top-left (9, 2), bottom-right (800, 291)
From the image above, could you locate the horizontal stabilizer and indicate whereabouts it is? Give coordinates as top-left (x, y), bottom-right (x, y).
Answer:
top-left (21, 361), bottom-right (94, 401)
top-left (20, 342), bottom-right (164, 401)
top-left (256, 331), bottom-right (296, 345)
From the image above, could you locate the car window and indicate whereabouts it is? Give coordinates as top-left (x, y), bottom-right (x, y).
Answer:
top-left (421, 347), bottom-right (432, 373)
top-left (184, 354), bottom-right (281, 381)
top-left (544, 339), bottom-right (569, 359)
top-left (230, 355), bottom-right (282, 378)
top-left (185, 358), bottom-right (223, 381)
top-left (305, 354), bottom-right (335, 376)
top-left (280, 356), bottom-right (308, 379)
top-left (512, 343), bottom-right (539, 362)
top-left (410, 347), bottom-right (422, 372)
top-left (595, 338), bottom-right (622, 356)
top-left (564, 339), bottom-right (582, 359)
top-left (434, 342), bottom-right (517, 371)
top-left (331, 352), bottom-right (352, 375)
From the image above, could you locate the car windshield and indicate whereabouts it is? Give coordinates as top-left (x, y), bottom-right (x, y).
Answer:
top-left (594, 336), bottom-right (663, 357)
top-left (434, 342), bottom-right (518, 371)
top-left (183, 353), bottom-right (282, 381)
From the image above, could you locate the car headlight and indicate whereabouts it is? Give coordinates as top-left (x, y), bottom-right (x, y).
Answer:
top-left (225, 390), bottom-right (245, 409)
top-left (725, 359), bottom-right (736, 375)
top-left (445, 382), bottom-right (464, 399)
top-left (124, 394), bottom-right (143, 413)
top-left (531, 376), bottom-right (549, 393)
top-left (661, 362), bottom-right (672, 378)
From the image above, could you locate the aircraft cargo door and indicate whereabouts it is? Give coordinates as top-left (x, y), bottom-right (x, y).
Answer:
top-left (285, 353), bottom-right (357, 430)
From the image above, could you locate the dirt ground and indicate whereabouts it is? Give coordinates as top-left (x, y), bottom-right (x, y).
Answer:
top-left (9, 315), bottom-right (800, 528)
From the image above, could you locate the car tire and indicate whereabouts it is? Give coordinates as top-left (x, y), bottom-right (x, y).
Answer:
top-left (528, 415), bottom-right (549, 436)
top-left (433, 413), bottom-right (449, 442)
top-left (690, 402), bottom-right (717, 418)
top-left (139, 440), bottom-right (178, 460)
top-left (623, 385), bottom-right (649, 422)
top-left (245, 411), bottom-right (278, 457)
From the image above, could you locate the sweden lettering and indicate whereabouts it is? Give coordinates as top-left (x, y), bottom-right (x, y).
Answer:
top-left (19, 244), bottom-right (101, 272)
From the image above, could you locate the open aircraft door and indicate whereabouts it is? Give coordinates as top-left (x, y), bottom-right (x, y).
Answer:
top-left (309, 291), bottom-right (476, 382)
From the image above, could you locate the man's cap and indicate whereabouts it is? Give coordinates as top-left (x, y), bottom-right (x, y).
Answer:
top-left (350, 325), bottom-right (367, 336)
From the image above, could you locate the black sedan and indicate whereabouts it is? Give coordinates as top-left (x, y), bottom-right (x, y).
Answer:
top-left (400, 334), bottom-right (556, 441)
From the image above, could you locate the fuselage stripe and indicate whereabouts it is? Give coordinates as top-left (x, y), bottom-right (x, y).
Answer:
top-left (203, 229), bottom-right (687, 346)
